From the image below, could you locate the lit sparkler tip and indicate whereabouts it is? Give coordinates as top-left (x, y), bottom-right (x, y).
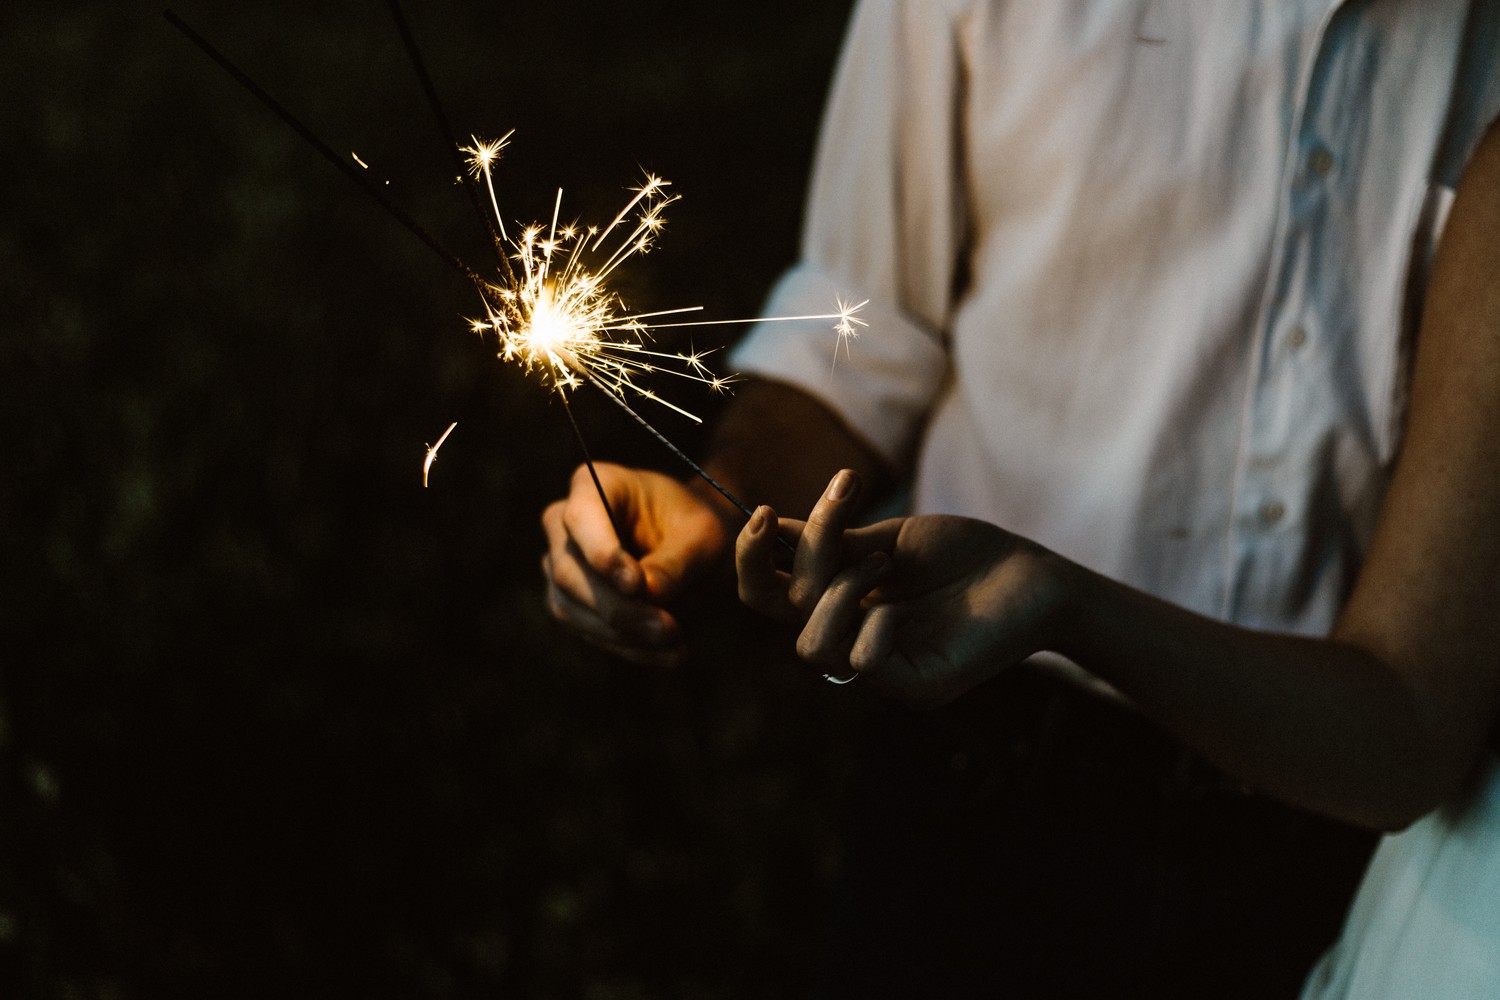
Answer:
top-left (830, 296), bottom-right (870, 369)
top-left (422, 421), bottom-right (459, 488)
top-left (460, 131), bottom-right (513, 179)
top-left (453, 136), bottom-right (814, 424)
top-left (635, 174), bottom-right (669, 196)
top-left (834, 296), bottom-right (870, 338)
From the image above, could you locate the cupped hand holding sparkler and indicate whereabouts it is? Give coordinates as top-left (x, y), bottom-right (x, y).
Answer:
top-left (542, 462), bottom-right (736, 667)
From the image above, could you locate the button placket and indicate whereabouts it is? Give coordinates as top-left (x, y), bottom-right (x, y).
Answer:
top-left (1223, 4), bottom-right (1350, 624)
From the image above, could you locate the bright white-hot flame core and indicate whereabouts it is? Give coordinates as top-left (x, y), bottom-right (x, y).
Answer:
top-left (526, 285), bottom-right (569, 353)
top-left (457, 134), bottom-right (864, 424)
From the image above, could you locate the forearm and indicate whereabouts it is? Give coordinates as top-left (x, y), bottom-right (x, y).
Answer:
top-left (693, 377), bottom-right (891, 524)
top-left (1053, 559), bottom-right (1466, 830)
top-left (1044, 126), bottom-right (1500, 830)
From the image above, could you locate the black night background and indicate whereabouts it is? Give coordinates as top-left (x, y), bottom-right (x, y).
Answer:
top-left (2, 2), bottom-right (857, 996)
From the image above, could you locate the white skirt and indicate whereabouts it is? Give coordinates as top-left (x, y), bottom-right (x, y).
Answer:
top-left (1301, 753), bottom-right (1500, 999)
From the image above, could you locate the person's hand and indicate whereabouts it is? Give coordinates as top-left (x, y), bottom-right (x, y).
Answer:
top-left (542, 462), bottom-right (732, 666)
top-left (736, 470), bottom-right (1069, 707)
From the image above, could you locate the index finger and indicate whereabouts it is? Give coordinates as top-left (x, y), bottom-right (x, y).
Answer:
top-left (736, 506), bottom-right (805, 621)
top-left (786, 469), bottom-right (863, 616)
top-left (558, 463), bottom-right (642, 594)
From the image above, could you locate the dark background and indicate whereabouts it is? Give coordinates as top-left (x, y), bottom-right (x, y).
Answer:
top-left (2, 2), bottom-right (859, 996)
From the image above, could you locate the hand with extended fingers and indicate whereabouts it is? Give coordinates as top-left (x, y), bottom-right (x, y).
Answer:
top-left (735, 469), bottom-right (1071, 707)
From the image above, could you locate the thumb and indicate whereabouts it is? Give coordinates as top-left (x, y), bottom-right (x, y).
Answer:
top-left (638, 558), bottom-right (685, 603)
top-left (633, 499), bottom-right (732, 604)
top-left (636, 529), bottom-right (714, 603)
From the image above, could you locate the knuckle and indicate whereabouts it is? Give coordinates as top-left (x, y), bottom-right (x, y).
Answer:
top-left (786, 580), bottom-right (815, 614)
top-left (541, 500), bottom-right (563, 534)
top-left (795, 627), bottom-right (842, 667)
top-left (794, 630), bottom-right (821, 663)
top-left (733, 529), bottom-right (756, 564)
top-left (800, 511), bottom-right (833, 540)
top-left (849, 647), bottom-right (877, 674)
top-left (558, 497), bottom-right (581, 534)
top-left (547, 549), bottom-right (578, 591)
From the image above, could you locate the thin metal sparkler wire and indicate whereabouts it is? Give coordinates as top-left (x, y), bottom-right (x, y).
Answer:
top-left (163, 9), bottom-right (484, 291)
top-left (559, 393), bottom-right (633, 552)
top-left (383, 0), bottom-right (516, 287)
top-left (574, 367), bottom-right (797, 556)
top-left (168, 9), bottom-right (797, 556)
top-left (379, 0), bottom-right (636, 558)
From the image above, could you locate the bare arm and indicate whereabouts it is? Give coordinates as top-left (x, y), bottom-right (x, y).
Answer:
top-left (1070, 121), bottom-right (1500, 828)
top-left (697, 376), bottom-right (890, 521)
top-left (744, 121), bottom-right (1500, 831)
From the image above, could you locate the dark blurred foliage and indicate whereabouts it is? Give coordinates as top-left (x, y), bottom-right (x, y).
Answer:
top-left (1, 2), bottom-right (859, 996)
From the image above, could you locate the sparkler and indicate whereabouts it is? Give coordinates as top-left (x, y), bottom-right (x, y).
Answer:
top-left (832, 295), bottom-right (870, 367)
top-left (457, 146), bottom-right (862, 418)
top-left (460, 160), bottom-right (728, 424)
top-left (422, 421), bottom-right (457, 488)
top-left (455, 138), bottom-right (860, 533)
top-left (165, 7), bottom-right (863, 549)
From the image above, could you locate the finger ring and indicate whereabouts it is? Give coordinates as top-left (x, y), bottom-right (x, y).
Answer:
top-left (822, 671), bottom-right (859, 685)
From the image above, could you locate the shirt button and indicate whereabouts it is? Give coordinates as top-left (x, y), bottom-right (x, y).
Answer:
top-left (1286, 325), bottom-right (1308, 351)
top-left (1309, 147), bottom-right (1335, 177)
top-left (1259, 500), bottom-right (1286, 526)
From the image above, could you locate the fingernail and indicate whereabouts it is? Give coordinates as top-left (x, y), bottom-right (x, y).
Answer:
top-left (825, 469), bottom-right (856, 502)
top-left (614, 562), bottom-right (639, 591)
top-left (747, 506), bottom-right (767, 535)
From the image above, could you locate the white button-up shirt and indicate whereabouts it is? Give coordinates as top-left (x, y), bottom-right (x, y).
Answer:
top-left (731, 0), bottom-right (1500, 636)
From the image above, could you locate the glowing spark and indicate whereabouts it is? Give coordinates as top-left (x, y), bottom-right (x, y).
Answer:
top-left (460, 135), bottom-right (863, 423)
top-left (352, 151), bottom-right (370, 169)
top-left (833, 296), bottom-right (869, 366)
top-left (460, 130), bottom-right (514, 240)
top-left (422, 421), bottom-right (458, 487)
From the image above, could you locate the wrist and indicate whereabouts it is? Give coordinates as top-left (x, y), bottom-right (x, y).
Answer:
top-left (675, 471), bottom-right (743, 582)
top-left (1030, 546), bottom-right (1092, 660)
top-left (682, 456), bottom-right (760, 538)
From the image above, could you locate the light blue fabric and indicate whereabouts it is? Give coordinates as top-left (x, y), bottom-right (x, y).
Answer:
top-left (1302, 755), bottom-right (1500, 999)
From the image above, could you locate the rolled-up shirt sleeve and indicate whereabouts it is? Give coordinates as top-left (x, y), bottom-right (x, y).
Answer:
top-left (729, 0), bottom-right (968, 471)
